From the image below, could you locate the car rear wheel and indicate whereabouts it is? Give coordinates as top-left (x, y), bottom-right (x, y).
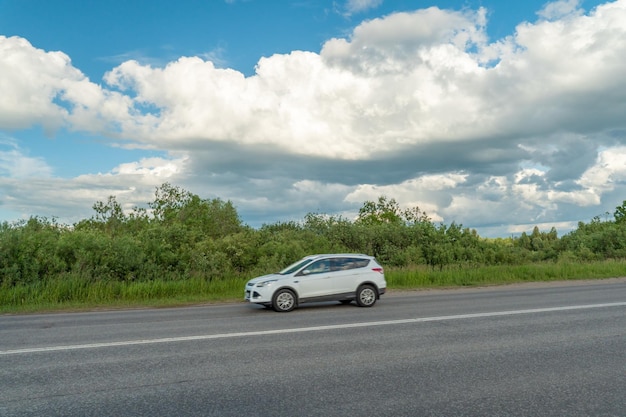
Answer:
top-left (356, 285), bottom-right (377, 307)
top-left (272, 289), bottom-right (296, 312)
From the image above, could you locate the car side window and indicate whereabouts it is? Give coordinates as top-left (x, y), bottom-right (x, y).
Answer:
top-left (331, 258), bottom-right (349, 271)
top-left (330, 257), bottom-right (370, 271)
top-left (300, 259), bottom-right (330, 275)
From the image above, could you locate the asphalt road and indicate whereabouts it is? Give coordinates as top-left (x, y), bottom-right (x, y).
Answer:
top-left (1, 279), bottom-right (625, 417)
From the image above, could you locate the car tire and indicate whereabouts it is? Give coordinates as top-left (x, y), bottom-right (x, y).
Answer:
top-left (356, 285), bottom-right (377, 307)
top-left (272, 289), bottom-right (296, 312)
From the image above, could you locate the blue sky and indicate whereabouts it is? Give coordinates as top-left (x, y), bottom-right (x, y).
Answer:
top-left (1, 0), bottom-right (625, 237)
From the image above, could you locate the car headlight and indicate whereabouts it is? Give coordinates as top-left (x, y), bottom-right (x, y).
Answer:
top-left (256, 279), bottom-right (278, 287)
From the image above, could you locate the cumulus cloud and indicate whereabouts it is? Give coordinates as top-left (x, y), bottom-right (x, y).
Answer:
top-left (97, 1), bottom-right (626, 161)
top-left (1, 1), bottom-right (626, 235)
top-left (0, 36), bottom-right (140, 140)
top-left (0, 36), bottom-right (75, 134)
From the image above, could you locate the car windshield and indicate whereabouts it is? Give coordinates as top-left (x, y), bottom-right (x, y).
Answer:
top-left (279, 257), bottom-right (316, 275)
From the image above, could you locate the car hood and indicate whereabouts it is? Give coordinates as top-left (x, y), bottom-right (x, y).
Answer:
top-left (247, 273), bottom-right (283, 285)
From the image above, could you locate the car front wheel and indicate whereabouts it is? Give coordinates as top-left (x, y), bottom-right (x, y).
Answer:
top-left (272, 289), bottom-right (296, 312)
top-left (356, 285), bottom-right (377, 307)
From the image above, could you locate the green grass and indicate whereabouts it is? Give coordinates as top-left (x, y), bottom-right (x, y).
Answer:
top-left (1, 260), bottom-right (625, 314)
top-left (0, 274), bottom-right (248, 314)
top-left (385, 259), bottom-right (626, 289)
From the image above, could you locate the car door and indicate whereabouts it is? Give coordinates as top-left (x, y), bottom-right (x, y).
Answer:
top-left (294, 259), bottom-right (334, 299)
top-left (331, 257), bottom-right (369, 294)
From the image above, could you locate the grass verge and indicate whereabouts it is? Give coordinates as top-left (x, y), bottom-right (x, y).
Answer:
top-left (385, 259), bottom-right (626, 288)
top-left (0, 275), bottom-right (248, 314)
top-left (1, 260), bottom-right (624, 314)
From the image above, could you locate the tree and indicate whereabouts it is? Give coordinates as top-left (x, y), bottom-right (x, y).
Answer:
top-left (148, 183), bottom-right (243, 239)
top-left (75, 196), bottom-right (128, 235)
top-left (92, 196), bottom-right (126, 223)
top-left (149, 183), bottom-right (194, 223)
top-left (357, 196), bottom-right (404, 225)
top-left (403, 205), bottom-right (431, 225)
top-left (615, 200), bottom-right (626, 224)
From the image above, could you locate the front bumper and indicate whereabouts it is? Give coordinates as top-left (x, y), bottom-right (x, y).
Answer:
top-left (244, 284), bottom-right (273, 304)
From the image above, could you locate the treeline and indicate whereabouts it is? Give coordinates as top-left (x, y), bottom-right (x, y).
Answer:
top-left (1, 183), bottom-right (625, 286)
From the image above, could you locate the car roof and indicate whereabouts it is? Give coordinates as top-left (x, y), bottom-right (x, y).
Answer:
top-left (308, 253), bottom-right (372, 260)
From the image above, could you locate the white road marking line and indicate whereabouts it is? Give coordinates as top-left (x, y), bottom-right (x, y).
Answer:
top-left (2, 302), bottom-right (625, 355)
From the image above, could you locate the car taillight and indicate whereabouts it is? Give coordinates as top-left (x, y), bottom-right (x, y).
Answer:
top-left (372, 267), bottom-right (384, 274)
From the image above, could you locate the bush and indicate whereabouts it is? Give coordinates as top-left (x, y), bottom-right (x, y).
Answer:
top-left (1, 187), bottom-right (626, 299)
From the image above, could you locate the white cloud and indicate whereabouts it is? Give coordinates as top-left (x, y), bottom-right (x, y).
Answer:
top-left (578, 146), bottom-right (626, 193)
top-left (0, 36), bottom-right (74, 134)
top-left (537, 0), bottom-right (582, 20)
top-left (0, 137), bottom-right (53, 178)
top-left (0, 36), bottom-right (142, 140)
top-left (345, 174), bottom-right (468, 220)
top-left (0, 154), bottom-right (188, 223)
top-left (343, 0), bottom-right (384, 15)
top-left (94, 0), bottom-right (625, 160)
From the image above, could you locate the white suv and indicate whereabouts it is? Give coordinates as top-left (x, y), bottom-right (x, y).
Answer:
top-left (244, 254), bottom-right (386, 312)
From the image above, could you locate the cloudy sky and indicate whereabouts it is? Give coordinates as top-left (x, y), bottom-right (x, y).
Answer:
top-left (1, 0), bottom-right (625, 237)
